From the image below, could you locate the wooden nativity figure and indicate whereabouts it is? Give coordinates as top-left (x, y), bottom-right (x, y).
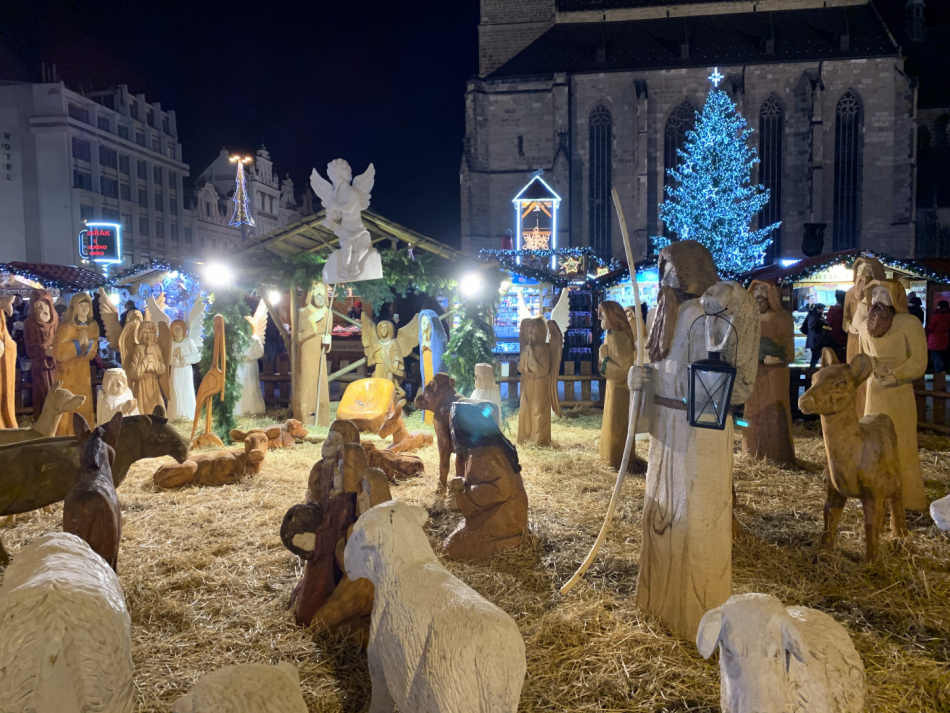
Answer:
top-left (294, 283), bottom-right (333, 427)
top-left (0, 296), bottom-right (17, 429)
top-left (192, 314), bottom-right (226, 448)
top-left (23, 289), bottom-right (59, 419)
top-left (517, 317), bottom-right (562, 447)
top-left (235, 299), bottom-right (267, 416)
top-left (99, 287), bottom-right (143, 366)
top-left (418, 310), bottom-right (447, 424)
top-left (470, 363), bottom-right (503, 428)
top-left (598, 300), bottom-right (636, 469)
top-left (361, 310), bottom-right (420, 404)
top-left (742, 280), bottom-right (796, 464)
top-left (146, 292), bottom-right (205, 420)
top-left (127, 320), bottom-right (170, 417)
top-left (628, 242), bottom-right (759, 642)
top-left (858, 279), bottom-right (929, 511)
top-left (96, 368), bottom-right (139, 425)
top-left (52, 293), bottom-right (99, 436)
top-left (843, 256), bottom-right (885, 416)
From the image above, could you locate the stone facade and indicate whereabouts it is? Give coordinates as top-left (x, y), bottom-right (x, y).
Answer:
top-left (462, 0), bottom-right (918, 262)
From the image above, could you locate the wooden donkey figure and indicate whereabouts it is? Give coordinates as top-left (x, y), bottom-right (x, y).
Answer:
top-left (798, 348), bottom-right (907, 561)
top-left (63, 413), bottom-right (123, 571)
top-left (192, 314), bottom-right (226, 448)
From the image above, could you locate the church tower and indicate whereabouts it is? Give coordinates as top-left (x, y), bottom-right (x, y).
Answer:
top-left (478, 0), bottom-right (554, 76)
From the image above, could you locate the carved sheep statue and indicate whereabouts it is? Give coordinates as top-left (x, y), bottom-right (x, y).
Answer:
top-left (697, 593), bottom-right (866, 713)
top-left (172, 662), bottom-right (307, 713)
top-left (344, 500), bottom-right (526, 713)
top-left (0, 532), bottom-right (134, 713)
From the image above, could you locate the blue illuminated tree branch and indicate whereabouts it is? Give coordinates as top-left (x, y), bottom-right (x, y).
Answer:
top-left (653, 73), bottom-right (779, 277)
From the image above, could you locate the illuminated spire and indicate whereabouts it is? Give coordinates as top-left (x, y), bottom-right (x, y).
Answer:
top-left (229, 156), bottom-right (255, 227)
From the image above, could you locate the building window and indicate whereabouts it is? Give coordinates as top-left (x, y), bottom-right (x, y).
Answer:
top-left (517, 135), bottom-right (524, 157)
top-left (170, 223), bottom-right (178, 241)
top-left (80, 203), bottom-right (94, 222)
top-left (588, 104), bottom-right (612, 258)
top-left (137, 160), bottom-right (147, 179)
top-left (169, 172), bottom-right (177, 189)
top-left (166, 144), bottom-right (175, 159)
top-left (73, 170), bottom-right (93, 191)
top-left (663, 98), bottom-right (698, 241)
top-left (759, 94), bottom-right (784, 262)
top-left (120, 182), bottom-right (131, 201)
top-left (97, 116), bottom-right (110, 132)
top-left (68, 104), bottom-right (90, 124)
top-left (135, 131), bottom-right (146, 147)
top-left (170, 199), bottom-right (178, 215)
top-left (71, 138), bottom-right (91, 161)
top-left (139, 217), bottom-right (150, 236)
top-left (100, 176), bottom-right (118, 198)
top-left (118, 125), bottom-right (129, 141)
top-left (162, 116), bottom-right (170, 134)
top-left (156, 220), bottom-right (164, 238)
top-left (185, 227), bottom-right (193, 244)
top-left (138, 188), bottom-right (148, 208)
top-left (102, 207), bottom-right (120, 221)
top-left (147, 109), bottom-right (155, 127)
top-left (152, 137), bottom-right (161, 152)
top-left (833, 89), bottom-right (863, 251)
top-left (130, 102), bottom-right (139, 120)
top-left (153, 166), bottom-right (162, 185)
top-left (99, 145), bottom-right (117, 168)
top-left (154, 193), bottom-right (163, 211)
top-left (119, 155), bottom-right (130, 174)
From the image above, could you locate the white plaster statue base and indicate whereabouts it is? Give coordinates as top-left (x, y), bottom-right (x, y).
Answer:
top-left (931, 494), bottom-right (950, 530)
top-left (172, 662), bottom-right (307, 713)
top-left (0, 532), bottom-right (134, 713)
top-left (697, 593), bottom-right (866, 713)
top-left (323, 247), bottom-right (383, 284)
top-left (344, 500), bottom-right (526, 713)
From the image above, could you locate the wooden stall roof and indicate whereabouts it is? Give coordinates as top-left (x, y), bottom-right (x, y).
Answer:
top-left (743, 250), bottom-right (950, 286)
top-left (237, 208), bottom-right (465, 262)
top-left (3, 262), bottom-right (103, 291)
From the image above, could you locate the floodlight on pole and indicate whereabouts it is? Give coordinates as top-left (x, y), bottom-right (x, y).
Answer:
top-left (459, 272), bottom-right (484, 298)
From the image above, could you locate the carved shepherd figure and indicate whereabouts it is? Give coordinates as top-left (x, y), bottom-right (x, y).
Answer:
top-left (742, 280), bottom-right (796, 464)
top-left (598, 300), bottom-right (636, 468)
top-left (857, 279), bottom-right (929, 511)
top-left (23, 289), bottom-right (59, 419)
top-left (629, 243), bottom-right (759, 642)
top-left (517, 317), bottom-right (562, 447)
top-left (294, 283), bottom-right (333, 427)
top-left (52, 293), bottom-right (99, 436)
top-left (0, 295), bottom-right (17, 429)
top-left (361, 311), bottom-right (420, 404)
top-left (97, 368), bottom-right (139, 425)
top-left (63, 413), bottom-right (123, 571)
top-left (842, 256), bottom-right (885, 416)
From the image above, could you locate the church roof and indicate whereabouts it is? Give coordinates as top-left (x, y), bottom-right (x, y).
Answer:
top-left (488, 4), bottom-right (896, 79)
top-left (514, 175), bottom-right (562, 202)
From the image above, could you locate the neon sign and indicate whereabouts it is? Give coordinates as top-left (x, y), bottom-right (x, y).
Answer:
top-left (78, 222), bottom-right (121, 264)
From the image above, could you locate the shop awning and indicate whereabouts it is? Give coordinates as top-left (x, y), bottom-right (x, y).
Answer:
top-left (1, 262), bottom-right (103, 291)
top-left (743, 250), bottom-right (950, 285)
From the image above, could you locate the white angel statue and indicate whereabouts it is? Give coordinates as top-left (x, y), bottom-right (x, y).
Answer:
top-left (235, 299), bottom-right (267, 416)
top-left (146, 292), bottom-right (205, 421)
top-left (360, 311), bottom-right (420, 403)
top-left (310, 159), bottom-right (383, 283)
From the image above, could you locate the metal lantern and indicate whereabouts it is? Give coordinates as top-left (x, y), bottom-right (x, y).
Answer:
top-left (686, 312), bottom-right (739, 431)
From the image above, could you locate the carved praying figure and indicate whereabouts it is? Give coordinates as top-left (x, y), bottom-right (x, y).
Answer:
top-left (96, 368), bottom-right (139, 425)
top-left (24, 289), bottom-right (59, 419)
top-left (52, 293), bottom-right (99, 436)
top-left (418, 310), bottom-right (447, 424)
top-left (294, 283), bottom-right (333, 427)
top-left (235, 300), bottom-right (267, 417)
top-left (598, 301), bottom-right (636, 468)
top-left (310, 159), bottom-right (383, 283)
top-left (858, 279), bottom-right (929, 511)
top-left (98, 287), bottom-right (142, 367)
top-left (0, 296), bottom-right (17, 428)
top-left (361, 311), bottom-right (419, 404)
top-left (128, 321), bottom-right (169, 417)
top-left (742, 280), bottom-right (796, 464)
top-left (517, 317), bottom-right (562, 447)
top-left (145, 292), bottom-right (205, 421)
top-left (843, 256), bottom-right (885, 416)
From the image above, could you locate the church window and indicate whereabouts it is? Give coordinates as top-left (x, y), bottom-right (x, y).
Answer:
top-left (759, 95), bottom-right (784, 262)
top-left (833, 89), bottom-right (863, 250)
top-left (588, 104), bottom-right (612, 258)
top-left (663, 98), bottom-right (697, 241)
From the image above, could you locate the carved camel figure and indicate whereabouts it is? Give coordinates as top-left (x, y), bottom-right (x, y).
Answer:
top-left (0, 381), bottom-right (85, 445)
top-left (798, 349), bottom-right (907, 561)
top-left (192, 314), bottom-right (226, 448)
top-left (153, 426), bottom-right (280, 489)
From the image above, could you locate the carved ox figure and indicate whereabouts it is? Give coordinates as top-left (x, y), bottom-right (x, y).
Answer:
top-left (697, 593), bottom-right (866, 713)
top-left (153, 427), bottom-right (280, 489)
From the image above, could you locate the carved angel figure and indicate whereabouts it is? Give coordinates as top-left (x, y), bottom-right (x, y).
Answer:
top-left (517, 317), bottom-right (562, 447)
top-left (310, 159), bottom-right (383, 283)
top-left (236, 299), bottom-right (267, 416)
top-left (144, 292), bottom-right (205, 420)
top-left (360, 311), bottom-right (420, 403)
top-left (128, 320), bottom-right (169, 416)
top-left (98, 287), bottom-right (143, 366)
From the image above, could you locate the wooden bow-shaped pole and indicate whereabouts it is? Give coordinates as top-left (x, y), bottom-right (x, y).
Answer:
top-left (561, 188), bottom-right (646, 595)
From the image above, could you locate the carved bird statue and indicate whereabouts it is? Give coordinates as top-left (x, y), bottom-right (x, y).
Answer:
top-left (191, 314), bottom-right (226, 448)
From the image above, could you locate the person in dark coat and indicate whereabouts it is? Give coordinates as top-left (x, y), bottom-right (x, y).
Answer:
top-left (800, 303), bottom-right (829, 368)
top-left (908, 292), bottom-right (925, 324)
top-left (824, 290), bottom-right (848, 363)
top-left (926, 300), bottom-right (950, 373)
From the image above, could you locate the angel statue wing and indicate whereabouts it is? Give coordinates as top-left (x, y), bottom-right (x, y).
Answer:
top-left (98, 287), bottom-right (124, 353)
top-left (550, 288), bottom-right (570, 342)
top-left (517, 291), bottom-right (533, 325)
top-left (310, 168), bottom-right (334, 208)
top-left (395, 313), bottom-right (420, 359)
top-left (361, 312), bottom-right (380, 365)
top-left (157, 321), bottom-right (172, 398)
top-left (547, 320), bottom-right (563, 418)
top-left (245, 299), bottom-right (268, 343)
top-left (351, 163), bottom-right (376, 211)
top-left (187, 295), bottom-right (206, 343)
top-left (146, 292), bottom-right (170, 328)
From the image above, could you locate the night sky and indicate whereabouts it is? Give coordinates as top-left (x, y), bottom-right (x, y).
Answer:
top-left (0, 0), bottom-right (480, 248)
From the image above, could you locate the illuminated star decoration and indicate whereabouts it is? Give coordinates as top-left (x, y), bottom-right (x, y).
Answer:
top-left (708, 67), bottom-right (725, 88)
top-left (559, 256), bottom-right (582, 274)
top-left (596, 266), bottom-right (610, 278)
top-left (523, 225), bottom-right (551, 250)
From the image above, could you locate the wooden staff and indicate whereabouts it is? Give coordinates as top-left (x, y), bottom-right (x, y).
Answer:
top-left (561, 188), bottom-right (646, 595)
top-left (311, 284), bottom-right (337, 427)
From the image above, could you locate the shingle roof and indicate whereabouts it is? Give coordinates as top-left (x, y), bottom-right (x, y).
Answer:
top-left (489, 4), bottom-right (896, 79)
top-left (557, 0), bottom-right (745, 10)
top-left (4, 262), bottom-right (103, 290)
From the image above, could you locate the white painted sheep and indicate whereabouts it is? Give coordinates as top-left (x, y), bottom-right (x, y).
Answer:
top-left (0, 532), bottom-right (133, 713)
top-left (344, 500), bottom-right (527, 713)
top-left (172, 662), bottom-right (307, 713)
top-left (696, 593), bottom-right (866, 713)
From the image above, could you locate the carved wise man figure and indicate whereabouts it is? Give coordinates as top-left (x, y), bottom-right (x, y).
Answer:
top-left (517, 317), bottom-right (562, 446)
top-left (742, 280), bottom-right (795, 464)
top-left (53, 293), bottom-right (99, 436)
top-left (128, 321), bottom-right (167, 416)
top-left (628, 241), bottom-right (758, 642)
top-left (598, 300), bottom-right (636, 468)
top-left (24, 289), bottom-right (59, 419)
top-left (858, 279), bottom-right (929, 510)
top-left (843, 256), bottom-right (886, 415)
top-left (295, 283), bottom-right (333, 427)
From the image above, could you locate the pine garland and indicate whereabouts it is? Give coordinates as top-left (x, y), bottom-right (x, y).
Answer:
top-left (199, 289), bottom-right (251, 443)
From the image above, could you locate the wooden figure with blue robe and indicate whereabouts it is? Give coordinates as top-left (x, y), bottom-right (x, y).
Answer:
top-left (418, 310), bottom-right (447, 424)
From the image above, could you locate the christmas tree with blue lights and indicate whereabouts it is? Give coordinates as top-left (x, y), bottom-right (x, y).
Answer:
top-left (653, 68), bottom-right (779, 277)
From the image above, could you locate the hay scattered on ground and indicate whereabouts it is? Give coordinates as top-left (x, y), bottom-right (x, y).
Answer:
top-left (2, 409), bottom-right (949, 711)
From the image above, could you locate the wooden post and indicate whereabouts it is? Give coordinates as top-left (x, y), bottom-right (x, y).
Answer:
top-left (914, 377), bottom-right (926, 423)
top-left (563, 361), bottom-right (575, 402)
top-left (277, 353), bottom-right (291, 406)
top-left (935, 372), bottom-right (946, 425)
top-left (580, 361), bottom-right (592, 403)
top-left (289, 282), bottom-right (299, 419)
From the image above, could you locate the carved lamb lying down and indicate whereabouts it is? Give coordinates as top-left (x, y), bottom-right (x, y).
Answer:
top-left (344, 500), bottom-right (527, 713)
top-left (697, 593), bottom-right (866, 713)
top-left (173, 662), bottom-right (307, 713)
top-left (0, 532), bottom-right (134, 713)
